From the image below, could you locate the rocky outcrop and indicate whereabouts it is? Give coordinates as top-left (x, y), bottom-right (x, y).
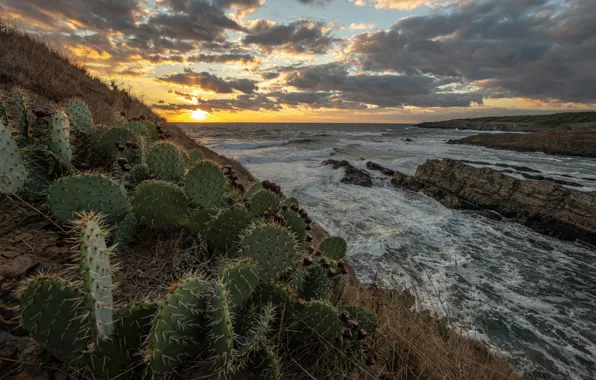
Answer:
top-left (391, 159), bottom-right (596, 244)
top-left (415, 120), bottom-right (596, 132)
top-left (366, 161), bottom-right (395, 176)
top-left (322, 159), bottom-right (373, 187)
top-left (448, 131), bottom-right (596, 158)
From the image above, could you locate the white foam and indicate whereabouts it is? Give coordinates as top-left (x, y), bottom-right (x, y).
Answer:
top-left (212, 139), bottom-right (290, 150)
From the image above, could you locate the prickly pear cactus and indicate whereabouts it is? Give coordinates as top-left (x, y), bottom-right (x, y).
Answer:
top-left (185, 161), bottom-right (229, 207)
top-left (115, 213), bottom-right (137, 250)
top-left (222, 260), bottom-right (260, 310)
top-left (342, 306), bottom-right (376, 336)
top-left (21, 148), bottom-right (52, 200)
top-left (246, 183), bottom-right (264, 199)
top-left (331, 275), bottom-right (346, 307)
top-left (125, 164), bottom-right (152, 191)
top-left (132, 180), bottom-right (189, 228)
top-left (0, 101), bottom-right (8, 126)
top-left (239, 304), bottom-right (275, 357)
top-left (299, 261), bottom-right (330, 301)
top-left (99, 127), bottom-right (137, 159)
top-left (250, 190), bottom-right (280, 217)
top-left (144, 277), bottom-right (209, 374)
top-left (319, 237), bottom-right (347, 260)
top-left (255, 283), bottom-right (296, 314)
top-left (128, 120), bottom-right (159, 141)
top-left (296, 300), bottom-right (342, 341)
top-left (48, 111), bottom-right (72, 164)
top-left (76, 213), bottom-right (114, 343)
top-left (186, 207), bottom-right (216, 235)
top-left (19, 275), bottom-right (87, 360)
top-left (8, 88), bottom-right (29, 137)
top-left (147, 142), bottom-right (185, 181)
top-left (209, 281), bottom-right (235, 370)
top-left (240, 224), bottom-right (298, 282)
top-left (47, 174), bottom-right (131, 223)
top-left (284, 197), bottom-right (300, 208)
top-left (250, 346), bottom-right (280, 380)
top-left (188, 150), bottom-right (204, 164)
top-left (280, 209), bottom-right (307, 241)
top-left (206, 207), bottom-right (251, 253)
top-left (66, 99), bottom-right (93, 134)
top-left (0, 122), bottom-right (27, 193)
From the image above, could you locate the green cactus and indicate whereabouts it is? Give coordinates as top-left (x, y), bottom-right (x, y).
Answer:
top-left (188, 150), bottom-right (204, 164)
top-left (47, 174), bottom-right (131, 224)
top-left (298, 261), bottom-right (330, 301)
top-left (331, 275), bottom-right (346, 307)
top-left (0, 101), bottom-right (8, 126)
top-left (250, 190), bottom-right (280, 217)
top-left (147, 142), bottom-right (185, 181)
top-left (128, 120), bottom-right (159, 141)
top-left (66, 99), bottom-right (93, 134)
top-left (125, 164), bottom-right (152, 192)
top-left (239, 304), bottom-right (275, 357)
top-left (209, 281), bottom-right (235, 370)
top-left (186, 207), bottom-right (217, 235)
top-left (48, 110), bottom-right (72, 165)
top-left (319, 236), bottom-right (347, 260)
top-left (206, 207), bottom-right (251, 253)
top-left (255, 283), bottom-right (296, 315)
top-left (132, 180), bottom-right (189, 228)
top-left (76, 212), bottom-right (114, 344)
top-left (99, 126), bottom-right (137, 159)
top-left (240, 224), bottom-right (298, 282)
top-left (19, 275), bottom-right (87, 361)
top-left (342, 306), bottom-right (376, 336)
top-left (284, 197), bottom-right (299, 208)
top-left (8, 88), bottom-right (29, 138)
top-left (0, 121), bottom-right (27, 194)
top-left (185, 161), bottom-right (229, 207)
top-left (280, 209), bottom-right (307, 241)
top-left (245, 182), bottom-right (264, 199)
top-left (222, 260), bottom-right (260, 311)
top-left (295, 300), bottom-right (342, 342)
top-left (144, 277), bottom-right (210, 374)
top-left (250, 346), bottom-right (280, 380)
top-left (21, 148), bottom-right (53, 200)
top-left (115, 213), bottom-right (137, 250)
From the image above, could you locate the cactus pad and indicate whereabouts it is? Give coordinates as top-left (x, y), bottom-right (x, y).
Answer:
top-left (209, 281), bottom-right (235, 369)
top-left (48, 111), bottom-right (72, 164)
top-left (21, 148), bottom-right (52, 200)
top-left (250, 346), bottom-right (280, 380)
top-left (342, 306), bottom-right (376, 336)
top-left (185, 161), bottom-right (229, 207)
top-left (66, 99), bottom-right (93, 134)
top-left (132, 181), bottom-right (189, 228)
top-left (280, 209), bottom-right (307, 241)
top-left (319, 237), bottom-right (347, 260)
top-left (99, 127), bottom-right (136, 159)
top-left (20, 276), bottom-right (87, 360)
top-left (331, 275), bottom-right (346, 307)
top-left (76, 213), bottom-right (114, 343)
top-left (47, 174), bottom-right (131, 223)
top-left (145, 277), bottom-right (209, 374)
top-left (8, 88), bottom-right (28, 137)
top-left (188, 150), bottom-right (204, 164)
top-left (239, 304), bottom-right (275, 357)
top-left (186, 207), bottom-right (216, 235)
top-left (115, 213), bottom-right (137, 250)
top-left (245, 183), bottom-right (264, 199)
top-left (125, 164), bottom-right (152, 191)
top-left (222, 260), bottom-right (260, 310)
top-left (250, 190), bottom-right (280, 217)
top-left (240, 224), bottom-right (298, 282)
top-left (299, 261), bottom-right (330, 301)
top-left (296, 301), bottom-right (342, 341)
top-left (284, 197), bottom-right (299, 208)
top-left (206, 207), bottom-right (251, 253)
top-left (0, 122), bottom-right (27, 193)
top-left (147, 142), bottom-right (185, 181)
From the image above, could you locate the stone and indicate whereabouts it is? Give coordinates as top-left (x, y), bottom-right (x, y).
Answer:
top-left (366, 162), bottom-right (395, 176)
top-left (322, 159), bottom-right (373, 187)
top-left (0, 254), bottom-right (39, 279)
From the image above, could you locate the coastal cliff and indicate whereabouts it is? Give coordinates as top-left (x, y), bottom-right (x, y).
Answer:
top-left (390, 159), bottom-right (596, 244)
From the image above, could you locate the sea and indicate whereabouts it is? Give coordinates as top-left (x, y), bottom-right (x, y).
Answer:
top-left (181, 122), bottom-right (596, 379)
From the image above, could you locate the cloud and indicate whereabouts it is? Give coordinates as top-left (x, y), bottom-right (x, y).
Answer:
top-left (349, 23), bottom-right (375, 31)
top-left (347, 0), bottom-right (596, 103)
top-left (349, 0), bottom-right (443, 9)
top-left (187, 54), bottom-right (258, 64)
top-left (158, 68), bottom-right (258, 94)
top-left (243, 19), bottom-right (335, 54)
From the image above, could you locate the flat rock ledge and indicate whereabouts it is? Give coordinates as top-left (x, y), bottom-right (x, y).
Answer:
top-left (322, 159), bottom-right (373, 187)
top-left (390, 158), bottom-right (596, 244)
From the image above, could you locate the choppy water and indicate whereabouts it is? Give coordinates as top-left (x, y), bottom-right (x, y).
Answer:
top-left (181, 123), bottom-right (596, 379)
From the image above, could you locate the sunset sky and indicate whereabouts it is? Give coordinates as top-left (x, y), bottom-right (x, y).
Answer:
top-left (4, 0), bottom-right (595, 123)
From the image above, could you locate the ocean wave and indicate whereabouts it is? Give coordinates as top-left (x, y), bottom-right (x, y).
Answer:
top-left (216, 140), bottom-right (290, 150)
top-left (235, 148), bottom-right (336, 164)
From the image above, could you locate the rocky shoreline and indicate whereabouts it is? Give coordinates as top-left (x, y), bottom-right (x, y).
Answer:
top-left (415, 119), bottom-right (596, 132)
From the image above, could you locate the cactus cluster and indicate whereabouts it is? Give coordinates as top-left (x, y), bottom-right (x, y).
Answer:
top-left (66, 99), bottom-right (94, 134)
top-left (147, 142), bottom-right (185, 180)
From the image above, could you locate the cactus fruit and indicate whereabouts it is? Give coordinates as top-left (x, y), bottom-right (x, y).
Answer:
top-left (115, 213), bottom-right (137, 250)
top-left (245, 182), bottom-right (264, 199)
top-left (209, 281), bottom-right (235, 369)
top-left (47, 174), bottom-right (131, 223)
top-left (8, 88), bottom-right (29, 137)
top-left (222, 260), bottom-right (260, 310)
top-left (319, 237), bottom-right (347, 260)
top-left (342, 306), bottom-right (376, 336)
top-left (298, 261), bottom-right (330, 301)
top-left (250, 346), bottom-right (280, 380)
top-left (280, 209), bottom-right (307, 241)
top-left (48, 111), bottom-right (72, 164)
top-left (185, 161), bottom-right (230, 207)
top-left (250, 190), bottom-right (280, 217)
top-left (144, 277), bottom-right (210, 374)
top-left (239, 304), bottom-right (275, 357)
top-left (296, 301), bottom-right (342, 341)
top-left (188, 150), bottom-right (204, 164)
top-left (19, 275), bottom-right (87, 360)
top-left (75, 213), bottom-right (114, 344)
top-left (240, 224), bottom-right (298, 282)
top-left (99, 127), bottom-right (137, 159)
top-left (0, 122), bottom-right (27, 193)
top-left (66, 99), bottom-right (93, 134)
top-left (147, 142), bottom-right (185, 181)
top-left (206, 207), bottom-right (251, 253)
top-left (132, 181), bottom-right (189, 228)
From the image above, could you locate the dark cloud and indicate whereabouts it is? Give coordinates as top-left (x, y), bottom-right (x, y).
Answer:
top-left (187, 54), bottom-right (258, 64)
top-left (347, 0), bottom-right (596, 103)
top-left (243, 19), bottom-right (335, 54)
top-left (158, 68), bottom-right (258, 94)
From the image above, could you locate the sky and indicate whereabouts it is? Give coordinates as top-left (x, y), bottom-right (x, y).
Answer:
top-left (3, 0), bottom-right (596, 123)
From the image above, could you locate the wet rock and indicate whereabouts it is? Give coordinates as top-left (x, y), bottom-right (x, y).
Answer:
top-left (366, 162), bottom-right (395, 176)
top-left (322, 160), bottom-right (373, 187)
top-left (404, 138), bottom-right (413, 142)
top-left (391, 158), bottom-right (596, 244)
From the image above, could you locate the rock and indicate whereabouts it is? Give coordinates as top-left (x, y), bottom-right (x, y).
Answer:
top-left (404, 138), bottom-right (413, 142)
top-left (366, 162), bottom-right (395, 176)
top-left (322, 160), bottom-right (373, 187)
top-left (16, 365), bottom-right (49, 380)
top-left (415, 119), bottom-right (596, 132)
top-left (0, 254), bottom-right (39, 279)
top-left (475, 210), bottom-right (504, 221)
top-left (391, 158), bottom-right (596, 244)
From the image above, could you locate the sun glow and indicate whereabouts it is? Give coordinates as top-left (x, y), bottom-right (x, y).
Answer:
top-left (191, 110), bottom-right (209, 121)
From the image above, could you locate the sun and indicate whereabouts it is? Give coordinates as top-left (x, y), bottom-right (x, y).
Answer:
top-left (191, 110), bottom-right (208, 121)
